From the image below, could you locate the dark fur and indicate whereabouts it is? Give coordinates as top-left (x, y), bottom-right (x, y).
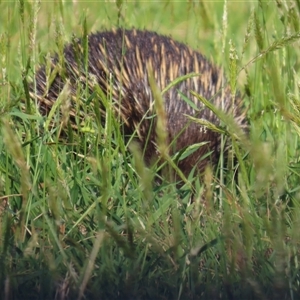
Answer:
top-left (31, 29), bottom-right (246, 177)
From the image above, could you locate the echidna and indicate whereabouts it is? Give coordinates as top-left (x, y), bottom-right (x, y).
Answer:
top-left (31, 28), bottom-right (246, 177)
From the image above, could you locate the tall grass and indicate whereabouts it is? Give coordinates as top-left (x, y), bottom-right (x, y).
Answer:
top-left (1, 1), bottom-right (300, 299)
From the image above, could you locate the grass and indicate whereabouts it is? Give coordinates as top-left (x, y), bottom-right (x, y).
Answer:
top-left (1, 0), bottom-right (300, 299)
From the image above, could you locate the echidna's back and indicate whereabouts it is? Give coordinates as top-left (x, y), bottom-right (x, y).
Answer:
top-left (33, 29), bottom-right (246, 176)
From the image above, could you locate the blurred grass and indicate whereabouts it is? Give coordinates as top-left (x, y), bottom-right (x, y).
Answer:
top-left (1, 0), bottom-right (300, 299)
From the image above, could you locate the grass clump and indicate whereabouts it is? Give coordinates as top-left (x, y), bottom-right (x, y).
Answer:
top-left (1, 1), bottom-right (300, 299)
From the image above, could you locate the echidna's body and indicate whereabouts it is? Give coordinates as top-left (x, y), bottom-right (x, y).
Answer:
top-left (32, 29), bottom-right (246, 176)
